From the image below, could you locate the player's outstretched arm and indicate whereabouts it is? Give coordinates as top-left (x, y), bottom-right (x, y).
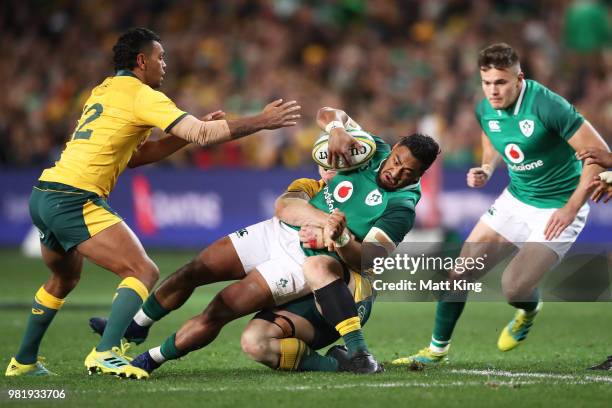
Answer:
top-left (128, 110), bottom-right (225, 168)
top-left (168, 99), bottom-right (300, 147)
top-left (545, 121), bottom-right (609, 239)
top-left (467, 132), bottom-right (501, 188)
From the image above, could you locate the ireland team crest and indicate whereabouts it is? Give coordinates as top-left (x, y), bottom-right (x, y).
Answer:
top-left (365, 189), bottom-right (383, 206)
top-left (519, 119), bottom-right (534, 137)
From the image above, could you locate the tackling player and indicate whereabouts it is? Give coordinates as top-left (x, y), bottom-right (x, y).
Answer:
top-left (90, 107), bottom-right (440, 374)
top-left (241, 169), bottom-right (374, 373)
top-left (5, 27), bottom-right (300, 379)
top-left (393, 43), bottom-right (608, 366)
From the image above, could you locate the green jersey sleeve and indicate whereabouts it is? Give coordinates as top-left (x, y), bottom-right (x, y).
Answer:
top-left (534, 88), bottom-right (584, 141)
top-left (372, 197), bottom-right (416, 245)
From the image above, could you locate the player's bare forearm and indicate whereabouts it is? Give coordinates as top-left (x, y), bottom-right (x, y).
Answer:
top-left (275, 197), bottom-right (328, 227)
top-left (567, 162), bottom-right (604, 211)
top-left (481, 132), bottom-right (502, 174)
top-left (567, 121), bottom-right (609, 211)
top-left (316, 107), bottom-right (348, 130)
top-left (228, 99), bottom-right (300, 139)
top-left (227, 115), bottom-right (268, 139)
top-left (128, 135), bottom-right (189, 168)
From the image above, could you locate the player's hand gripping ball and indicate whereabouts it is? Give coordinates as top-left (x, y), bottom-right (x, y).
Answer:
top-left (312, 129), bottom-right (376, 171)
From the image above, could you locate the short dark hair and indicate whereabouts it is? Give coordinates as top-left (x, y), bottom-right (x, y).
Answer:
top-left (397, 133), bottom-right (440, 172)
top-left (478, 43), bottom-right (519, 71)
top-left (113, 28), bottom-right (161, 72)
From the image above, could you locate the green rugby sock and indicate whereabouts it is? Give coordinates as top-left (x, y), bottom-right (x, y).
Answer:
top-left (341, 328), bottom-right (368, 357)
top-left (15, 287), bottom-right (64, 364)
top-left (97, 278), bottom-right (147, 352)
top-left (432, 300), bottom-right (466, 344)
top-left (142, 293), bottom-right (171, 321)
top-left (160, 333), bottom-right (188, 360)
top-left (298, 348), bottom-right (339, 372)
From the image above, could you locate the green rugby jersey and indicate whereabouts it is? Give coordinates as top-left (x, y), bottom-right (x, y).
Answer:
top-left (475, 79), bottom-right (584, 208)
top-left (302, 133), bottom-right (421, 257)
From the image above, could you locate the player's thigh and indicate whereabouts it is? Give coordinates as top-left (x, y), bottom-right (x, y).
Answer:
top-left (209, 269), bottom-right (276, 316)
top-left (501, 243), bottom-right (558, 299)
top-left (228, 219), bottom-right (284, 275)
top-left (188, 236), bottom-right (247, 283)
top-left (40, 245), bottom-right (83, 281)
top-left (457, 220), bottom-right (516, 281)
top-left (76, 221), bottom-right (158, 287)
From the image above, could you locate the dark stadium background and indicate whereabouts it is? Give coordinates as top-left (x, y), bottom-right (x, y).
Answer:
top-left (0, 0), bottom-right (609, 250)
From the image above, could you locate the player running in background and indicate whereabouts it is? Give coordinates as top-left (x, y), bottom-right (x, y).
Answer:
top-left (5, 27), bottom-right (300, 379)
top-left (90, 107), bottom-right (439, 374)
top-left (578, 148), bottom-right (612, 370)
top-left (393, 43), bottom-right (608, 366)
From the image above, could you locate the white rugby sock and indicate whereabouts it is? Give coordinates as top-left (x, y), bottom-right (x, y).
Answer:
top-left (429, 337), bottom-right (450, 353)
top-left (133, 309), bottom-right (155, 327)
top-left (149, 346), bottom-right (166, 364)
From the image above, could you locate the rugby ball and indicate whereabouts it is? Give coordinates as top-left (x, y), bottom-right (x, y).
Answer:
top-left (312, 129), bottom-right (377, 171)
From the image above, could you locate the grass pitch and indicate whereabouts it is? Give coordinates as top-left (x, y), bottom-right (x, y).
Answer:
top-left (1, 249), bottom-right (611, 408)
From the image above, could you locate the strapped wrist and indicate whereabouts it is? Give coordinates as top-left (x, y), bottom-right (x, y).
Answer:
top-left (325, 121), bottom-right (344, 134)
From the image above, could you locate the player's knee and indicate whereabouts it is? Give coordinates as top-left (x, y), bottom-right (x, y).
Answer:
top-left (302, 257), bottom-right (340, 287)
top-left (502, 283), bottom-right (529, 302)
top-left (240, 329), bottom-right (268, 362)
top-left (123, 257), bottom-right (159, 287)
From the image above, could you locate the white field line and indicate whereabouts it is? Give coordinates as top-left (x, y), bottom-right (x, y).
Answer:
top-left (72, 380), bottom-right (534, 394)
top-left (450, 369), bottom-right (612, 384)
top-left (70, 375), bottom-right (612, 395)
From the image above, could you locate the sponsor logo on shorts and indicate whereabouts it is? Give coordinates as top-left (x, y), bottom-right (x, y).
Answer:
top-left (333, 181), bottom-right (353, 203)
top-left (235, 228), bottom-right (248, 238)
top-left (519, 119), bottom-right (534, 137)
top-left (38, 229), bottom-right (45, 239)
top-left (276, 278), bottom-right (288, 289)
top-left (32, 308), bottom-right (44, 315)
top-left (487, 206), bottom-right (496, 216)
top-left (365, 189), bottom-right (383, 206)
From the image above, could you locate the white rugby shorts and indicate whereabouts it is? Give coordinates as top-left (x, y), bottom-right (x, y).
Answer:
top-left (228, 217), bottom-right (310, 305)
top-left (480, 189), bottom-right (589, 258)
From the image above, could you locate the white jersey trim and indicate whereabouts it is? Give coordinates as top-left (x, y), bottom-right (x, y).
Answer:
top-left (513, 79), bottom-right (526, 116)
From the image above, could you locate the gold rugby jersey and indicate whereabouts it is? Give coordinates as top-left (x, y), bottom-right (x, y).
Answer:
top-left (40, 70), bottom-right (186, 197)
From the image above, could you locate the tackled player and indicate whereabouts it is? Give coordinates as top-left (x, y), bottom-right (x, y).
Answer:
top-left (90, 107), bottom-right (440, 374)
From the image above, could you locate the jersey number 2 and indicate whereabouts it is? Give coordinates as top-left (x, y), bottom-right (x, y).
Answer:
top-left (73, 103), bottom-right (103, 140)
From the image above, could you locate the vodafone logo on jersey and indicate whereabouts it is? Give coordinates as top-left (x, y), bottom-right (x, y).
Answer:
top-left (333, 181), bottom-right (354, 203)
top-left (504, 143), bottom-right (524, 164)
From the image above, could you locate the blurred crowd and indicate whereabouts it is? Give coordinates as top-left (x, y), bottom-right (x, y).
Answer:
top-left (0, 0), bottom-right (609, 169)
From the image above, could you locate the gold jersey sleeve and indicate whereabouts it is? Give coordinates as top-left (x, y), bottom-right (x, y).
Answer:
top-left (39, 73), bottom-right (186, 197)
top-left (286, 178), bottom-right (326, 199)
